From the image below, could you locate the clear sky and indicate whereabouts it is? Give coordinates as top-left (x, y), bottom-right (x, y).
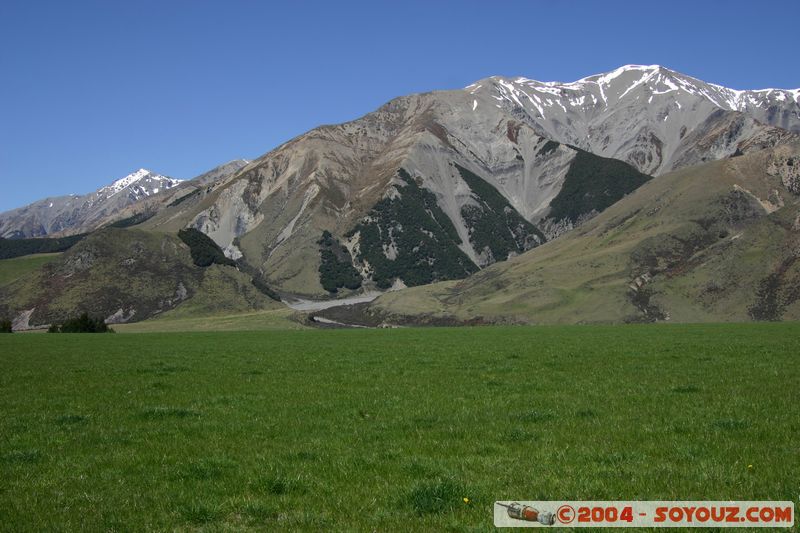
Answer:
top-left (1, 0), bottom-right (799, 211)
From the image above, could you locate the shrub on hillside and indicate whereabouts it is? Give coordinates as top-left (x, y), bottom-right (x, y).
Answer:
top-left (455, 164), bottom-right (545, 261)
top-left (168, 189), bottom-right (201, 207)
top-left (0, 234), bottom-right (87, 259)
top-left (177, 228), bottom-right (236, 267)
top-left (108, 211), bottom-right (155, 228)
top-left (318, 231), bottom-right (362, 293)
top-left (346, 169), bottom-right (477, 288)
top-left (48, 313), bottom-right (114, 333)
top-left (0, 319), bottom-right (12, 333)
top-left (548, 150), bottom-right (652, 224)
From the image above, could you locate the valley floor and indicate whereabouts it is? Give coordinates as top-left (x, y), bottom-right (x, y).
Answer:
top-left (112, 309), bottom-right (306, 333)
top-left (1, 323), bottom-right (798, 531)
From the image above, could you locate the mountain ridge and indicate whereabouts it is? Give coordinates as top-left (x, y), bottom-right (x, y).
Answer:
top-left (467, 65), bottom-right (799, 176)
top-left (488, 65), bottom-right (800, 106)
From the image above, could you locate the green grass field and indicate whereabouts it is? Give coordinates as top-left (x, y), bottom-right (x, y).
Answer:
top-left (1, 323), bottom-right (798, 531)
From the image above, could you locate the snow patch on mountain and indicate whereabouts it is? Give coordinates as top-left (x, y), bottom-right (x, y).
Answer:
top-left (494, 65), bottom-right (800, 112)
top-left (481, 65), bottom-right (800, 115)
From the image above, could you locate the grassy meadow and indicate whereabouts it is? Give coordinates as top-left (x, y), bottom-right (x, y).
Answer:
top-left (1, 323), bottom-right (798, 531)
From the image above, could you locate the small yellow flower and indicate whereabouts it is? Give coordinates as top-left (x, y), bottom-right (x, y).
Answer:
top-left (463, 497), bottom-right (470, 504)
top-left (747, 464), bottom-right (753, 469)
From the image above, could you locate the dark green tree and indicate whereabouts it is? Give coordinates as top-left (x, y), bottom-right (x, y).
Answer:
top-left (48, 313), bottom-right (114, 333)
top-left (177, 228), bottom-right (236, 267)
top-left (0, 234), bottom-right (87, 259)
top-left (318, 231), bottom-right (362, 293)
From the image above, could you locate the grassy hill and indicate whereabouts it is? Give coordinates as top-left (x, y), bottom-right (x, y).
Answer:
top-left (372, 144), bottom-right (800, 324)
top-left (0, 323), bottom-right (797, 529)
top-left (0, 253), bottom-right (61, 289)
top-left (0, 227), bottom-right (282, 328)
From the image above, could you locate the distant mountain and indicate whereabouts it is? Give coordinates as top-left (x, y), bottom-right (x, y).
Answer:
top-left (0, 169), bottom-right (181, 238)
top-left (96, 168), bottom-right (181, 202)
top-left (0, 160), bottom-right (250, 239)
top-left (468, 65), bottom-right (799, 175)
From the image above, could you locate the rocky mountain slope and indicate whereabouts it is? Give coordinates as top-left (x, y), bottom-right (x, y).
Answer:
top-left (365, 142), bottom-right (800, 324)
top-left (140, 66), bottom-right (797, 298)
top-left (190, 159), bottom-right (252, 186)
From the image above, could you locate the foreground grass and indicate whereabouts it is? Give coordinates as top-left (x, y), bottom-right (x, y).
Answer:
top-left (0, 323), bottom-right (798, 531)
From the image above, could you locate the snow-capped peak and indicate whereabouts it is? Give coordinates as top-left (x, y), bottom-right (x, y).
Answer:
top-left (99, 169), bottom-right (183, 199)
top-left (579, 64), bottom-right (665, 84)
top-left (468, 65), bottom-right (800, 116)
top-left (107, 168), bottom-right (153, 192)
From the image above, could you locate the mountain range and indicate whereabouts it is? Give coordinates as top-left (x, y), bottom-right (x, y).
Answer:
top-left (0, 161), bottom-right (250, 239)
top-left (1, 65), bottom-right (798, 328)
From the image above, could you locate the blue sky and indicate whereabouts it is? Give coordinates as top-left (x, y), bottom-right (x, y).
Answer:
top-left (1, 0), bottom-right (799, 211)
